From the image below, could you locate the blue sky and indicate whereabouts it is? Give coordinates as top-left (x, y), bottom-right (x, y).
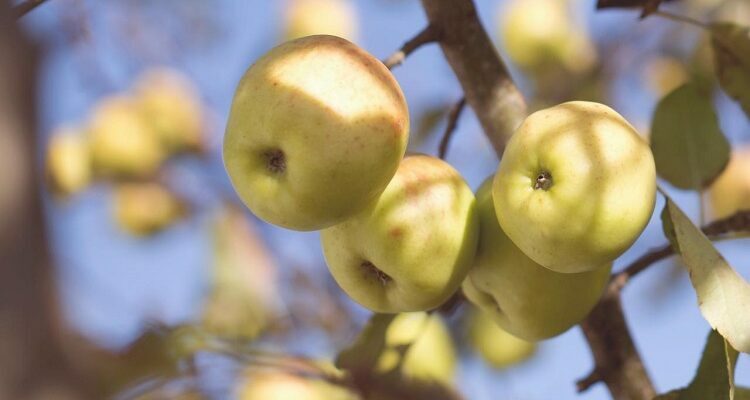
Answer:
top-left (22, 0), bottom-right (750, 399)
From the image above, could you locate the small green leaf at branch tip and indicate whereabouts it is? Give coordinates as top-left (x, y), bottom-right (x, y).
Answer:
top-left (711, 22), bottom-right (750, 119)
top-left (650, 82), bottom-right (730, 190)
top-left (661, 198), bottom-right (750, 353)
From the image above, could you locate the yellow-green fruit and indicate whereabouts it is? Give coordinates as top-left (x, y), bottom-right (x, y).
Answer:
top-left (46, 127), bottom-right (92, 198)
top-left (283, 0), bottom-right (358, 42)
top-left (237, 370), bottom-right (359, 400)
top-left (493, 101), bottom-right (656, 273)
top-left (707, 145), bottom-right (750, 221)
top-left (89, 96), bottom-right (165, 178)
top-left (467, 308), bottom-right (535, 369)
top-left (500, 0), bottom-right (595, 72)
top-left (375, 312), bottom-right (457, 383)
top-left (466, 177), bottom-right (612, 340)
top-left (134, 68), bottom-right (204, 154)
top-left (322, 155), bottom-right (478, 313)
top-left (113, 182), bottom-right (186, 236)
top-left (224, 35), bottom-right (409, 231)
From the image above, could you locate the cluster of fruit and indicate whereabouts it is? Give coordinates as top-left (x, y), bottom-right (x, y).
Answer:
top-left (223, 35), bottom-right (657, 344)
top-left (45, 68), bottom-right (205, 236)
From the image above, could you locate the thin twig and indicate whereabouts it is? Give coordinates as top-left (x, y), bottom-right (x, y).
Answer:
top-left (382, 25), bottom-right (439, 70)
top-left (653, 10), bottom-right (709, 29)
top-left (610, 209), bottom-right (750, 292)
top-left (13, 0), bottom-right (49, 19)
top-left (576, 369), bottom-right (602, 393)
top-left (438, 98), bottom-right (466, 159)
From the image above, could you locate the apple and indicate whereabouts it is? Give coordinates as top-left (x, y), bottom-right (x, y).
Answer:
top-left (283, 0), bottom-right (358, 42)
top-left (112, 182), bottom-right (187, 236)
top-left (493, 101), bottom-right (656, 273)
top-left (464, 177), bottom-right (612, 341)
top-left (134, 68), bottom-right (205, 154)
top-left (89, 96), bottom-right (165, 178)
top-left (467, 308), bottom-right (535, 369)
top-left (45, 126), bottom-right (92, 198)
top-left (321, 154), bottom-right (478, 313)
top-left (223, 35), bottom-right (409, 231)
top-left (499, 0), bottom-right (596, 73)
top-left (374, 312), bottom-right (457, 384)
top-left (237, 370), bottom-right (358, 400)
top-left (706, 145), bottom-right (750, 221)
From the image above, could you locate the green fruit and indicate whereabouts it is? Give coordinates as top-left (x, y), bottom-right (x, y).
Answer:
top-left (224, 35), bottom-right (408, 231)
top-left (88, 96), bottom-right (165, 178)
top-left (284, 0), bottom-right (358, 42)
top-left (706, 145), bottom-right (750, 221)
top-left (464, 177), bottom-right (612, 341)
top-left (113, 182), bottom-right (186, 236)
top-left (375, 312), bottom-right (457, 384)
top-left (467, 308), bottom-right (535, 369)
top-left (322, 155), bottom-right (478, 313)
top-left (237, 370), bottom-right (359, 400)
top-left (493, 101), bottom-right (656, 273)
top-left (46, 127), bottom-right (92, 198)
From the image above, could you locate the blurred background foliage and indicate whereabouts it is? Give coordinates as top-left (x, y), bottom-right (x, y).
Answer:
top-left (12, 0), bottom-right (750, 398)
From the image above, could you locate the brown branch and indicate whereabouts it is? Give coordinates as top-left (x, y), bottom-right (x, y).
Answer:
top-left (578, 290), bottom-right (656, 399)
top-left (438, 98), bottom-right (466, 159)
top-left (418, 1), bottom-right (653, 399)
top-left (420, 0), bottom-right (526, 156)
top-left (382, 25), bottom-right (439, 70)
top-left (12, 0), bottom-right (48, 18)
top-left (610, 209), bottom-right (750, 292)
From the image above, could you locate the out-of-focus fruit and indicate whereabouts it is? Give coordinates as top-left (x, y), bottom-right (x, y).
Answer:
top-left (467, 308), bottom-right (535, 369)
top-left (283, 0), bottom-right (358, 42)
top-left (134, 68), bottom-right (205, 154)
top-left (643, 56), bottom-right (689, 97)
top-left (46, 127), bottom-right (92, 198)
top-left (89, 96), bottom-right (165, 178)
top-left (707, 145), bottom-right (750, 221)
top-left (112, 182), bottom-right (186, 236)
top-left (237, 370), bottom-right (359, 400)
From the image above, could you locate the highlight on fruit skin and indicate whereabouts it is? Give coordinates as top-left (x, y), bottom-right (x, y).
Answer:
top-left (112, 182), bottom-right (187, 236)
top-left (493, 101), bottom-right (656, 274)
top-left (88, 95), bottom-right (166, 179)
top-left (464, 177), bottom-right (612, 341)
top-left (467, 308), bottom-right (535, 369)
top-left (45, 126), bottom-right (92, 198)
top-left (706, 145), bottom-right (750, 221)
top-left (283, 0), bottom-right (358, 42)
top-left (223, 34), bottom-right (409, 231)
top-left (133, 67), bottom-right (206, 155)
top-left (321, 155), bottom-right (478, 313)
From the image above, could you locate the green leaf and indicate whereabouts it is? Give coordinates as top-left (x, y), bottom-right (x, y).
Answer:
top-left (652, 331), bottom-right (740, 400)
top-left (650, 83), bottom-right (730, 190)
top-left (202, 205), bottom-right (282, 340)
top-left (711, 23), bottom-right (750, 119)
top-left (661, 199), bottom-right (750, 353)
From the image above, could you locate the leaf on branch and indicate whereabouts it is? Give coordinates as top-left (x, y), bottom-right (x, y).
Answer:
top-left (652, 330), bottom-right (740, 400)
top-left (711, 23), bottom-right (750, 119)
top-left (661, 199), bottom-right (750, 353)
top-left (650, 83), bottom-right (730, 190)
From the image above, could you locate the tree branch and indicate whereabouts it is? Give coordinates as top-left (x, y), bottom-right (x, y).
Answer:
top-left (12, 0), bottom-right (49, 19)
top-left (418, 1), bottom-right (655, 399)
top-left (610, 209), bottom-right (750, 292)
top-left (383, 25), bottom-right (440, 70)
top-left (438, 98), bottom-right (466, 159)
top-left (419, 0), bottom-right (526, 156)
